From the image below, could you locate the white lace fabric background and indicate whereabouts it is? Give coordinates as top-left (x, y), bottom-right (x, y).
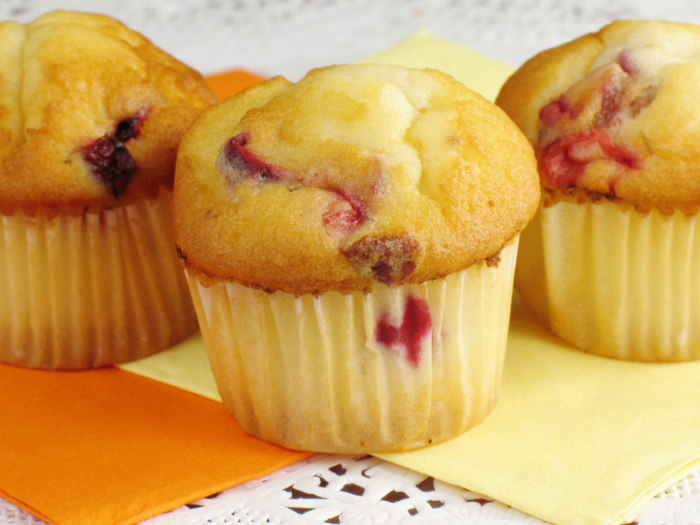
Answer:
top-left (2, 1), bottom-right (700, 524)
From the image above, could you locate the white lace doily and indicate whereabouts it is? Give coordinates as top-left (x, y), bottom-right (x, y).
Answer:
top-left (3, 0), bottom-right (700, 523)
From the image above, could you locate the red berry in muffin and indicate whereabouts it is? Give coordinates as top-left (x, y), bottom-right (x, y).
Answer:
top-left (375, 294), bottom-right (432, 367)
top-left (536, 52), bottom-right (653, 194)
top-left (82, 109), bottom-right (149, 198)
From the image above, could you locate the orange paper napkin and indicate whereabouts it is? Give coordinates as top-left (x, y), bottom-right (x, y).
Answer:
top-left (0, 70), bottom-right (313, 525)
top-left (0, 364), bottom-right (311, 525)
top-left (205, 68), bottom-right (264, 100)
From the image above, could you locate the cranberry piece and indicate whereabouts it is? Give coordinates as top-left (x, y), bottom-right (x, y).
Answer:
top-left (539, 96), bottom-right (571, 127)
top-left (593, 80), bottom-right (624, 128)
top-left (83, 138), bottom-right (136, 198)
top-left (221, 133), bottom-right (287, 181)
top-left (541, 129), bottom-right (641, 189)
top-left (114, 112), bottom-right (145, 142)
top-left (82, 109), bottom-right (149, 199)
top-left (617, 49), bottom-right (639, 75)
top-left (341, 233), bottom-right (419, 284)
top-left (376, 295), bottom-right (432, 367)
top-left (322, 190), bottom-right (369, 234)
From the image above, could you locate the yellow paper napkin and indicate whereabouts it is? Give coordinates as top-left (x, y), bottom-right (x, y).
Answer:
top-left (359, 28), bottom-right (515, 102)
top-left (120, 332), bottom-right (221, 402)
top-left (121, 30), bottom-right (700, 525)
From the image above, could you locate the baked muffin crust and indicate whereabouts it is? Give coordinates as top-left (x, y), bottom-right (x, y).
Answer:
top-left (0, 10), bottom-right (218, 215)
top-left (496, 19), bottom-right (700, 216)
top-left (175, 64), bottom-right (539, 295)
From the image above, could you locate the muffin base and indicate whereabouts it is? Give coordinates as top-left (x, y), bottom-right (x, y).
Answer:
top-left (187, 239), bottom-right (518, 453)
top-left (0, 188), bottom-right (197, 369)
top-left (516, 197), bottom-right (700, 362)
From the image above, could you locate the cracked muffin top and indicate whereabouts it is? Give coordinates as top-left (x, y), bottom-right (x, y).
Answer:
top-left (174, 64), bottom-right (539, 295)
top-left (0, 10), bottom-right (218, 215)
top-left (496, 19), bottom-right (700, 215)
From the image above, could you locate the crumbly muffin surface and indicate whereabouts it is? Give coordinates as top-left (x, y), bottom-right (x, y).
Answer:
top-left (0, 10), bottom-right (218, 215)
top-left (496, 20), bottom-right (700, 215)
top-left (175, 64), bottom-right (539, 294)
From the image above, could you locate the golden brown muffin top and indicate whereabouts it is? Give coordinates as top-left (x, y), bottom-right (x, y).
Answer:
top-left (0, 10), bottom-right (218, 215)
top-left (496, 19), bottom-right (700, 216)
top-left (175, 64), bottom-right (539, 295)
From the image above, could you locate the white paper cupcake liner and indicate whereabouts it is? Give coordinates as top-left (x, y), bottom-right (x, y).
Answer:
top-left (187, 239), bottom-right (518, 453)
top-left (0, 188), bottom-right (197, 369)
top-left (516, 198), bottom-right (700, 361)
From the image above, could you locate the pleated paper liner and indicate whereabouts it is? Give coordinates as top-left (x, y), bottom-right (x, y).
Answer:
top-left (516, 194), bottom-right (700, 361)
top-left (0, 187), bottom-right (197, 369)
top-left (186, 239), bottom-right (518, 453)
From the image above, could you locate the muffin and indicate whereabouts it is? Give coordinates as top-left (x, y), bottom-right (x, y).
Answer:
top-left (496, 20), bottom-right (700, 361)
top-left (174, 63), bottom-right (539, 453)
top-left (0, 10), bottom-right (218, 369)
